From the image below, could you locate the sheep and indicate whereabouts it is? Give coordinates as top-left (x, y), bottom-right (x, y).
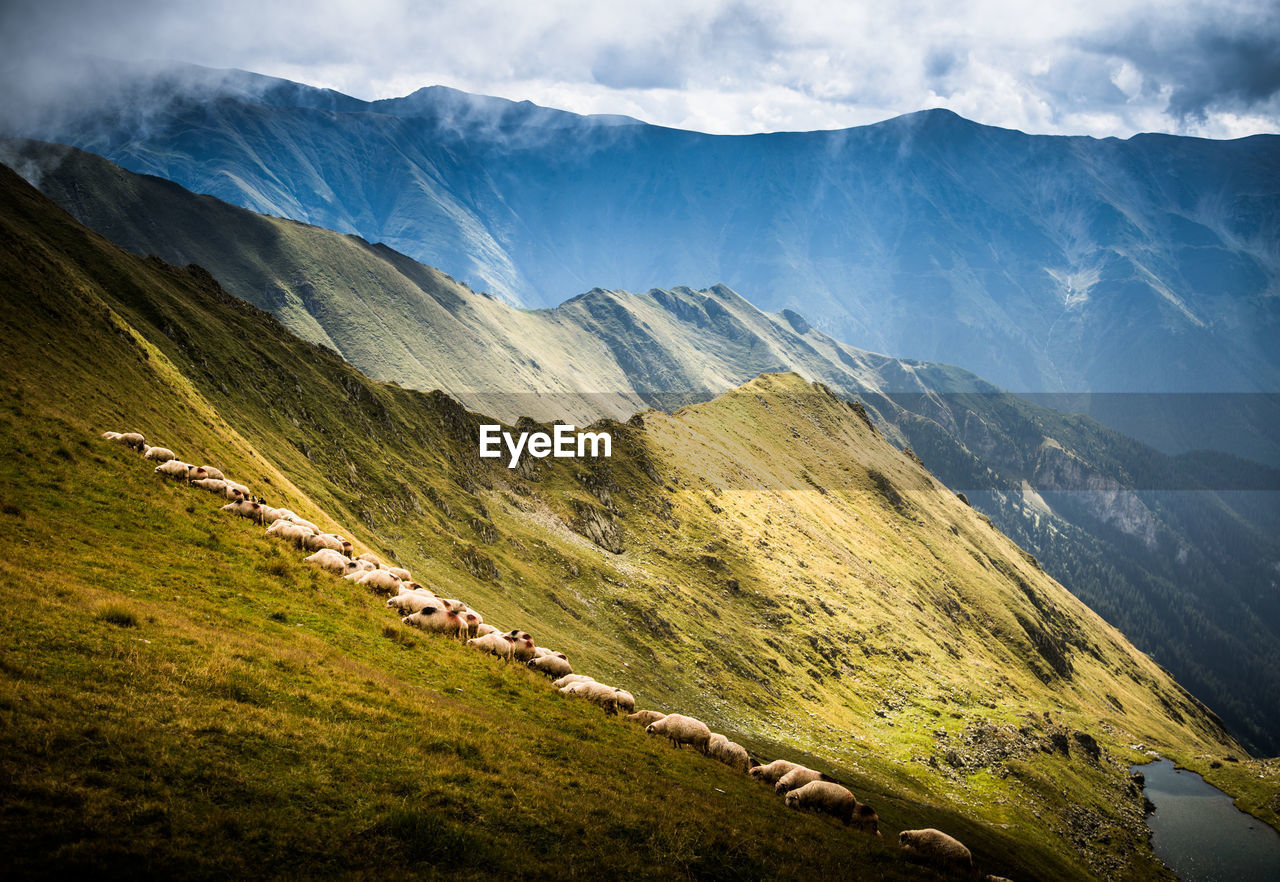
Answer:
top-left (221, 499), bottom-right (265, 524)
top-left (286, 515), bottom-right (320, 533)
top-left (783, 781), bottom-right (859, 825)
top-left (553, 674), bottom-right (597, 689)
top-left (385, 566), bottom-right (411, 581)
top-left (266, 520), bottom-right (313, 548)
top-left (223, 479), bottom-right (250, 498)
top-left (505, 630), bottom-right (537, 663)
top-left (898, 829), bottom-right (973, 873)
top-left (304, 533), bottom-right (346, 554)
top-left (561, 681), bottom-right (621, 714)
top-left (474, 623), bottom-right (501, 638)
top-left (272, 508), bottom-right (299, 522)
top-left (192, 478), bottom-right (228, 494)
top-left (186, 465), bottom-right (209, 481)
top-left (851, 803), bottom-right (882, 838)
top-left (357, 568), bottom-right (403, 595)
top-left (357, 552), bottom-right (381, 567)
top-left (350, 558), bottom-right (377, 572)
top-left (402, 607), bottom-right (467, 640)
top-left (101, 431), bottom-right (121, 440)
top-left (458, 609), bottom-right (483, 639)
top-left (304, 549), bottom-right (359, 576)
top-left (387, 592), bottom-right (442, 615)
top-left (467, 632), bottom-right (516, 660)
top-left (113, 432), bottom-right (146, 450)
top-left (198, 465), bottom-right (225, 480)
top-left (748, 760), bottom-right (803, 786)
top-left (646, 714), bottom-right (712, 753)
top-left (708, 734), bottom-right (752, 773)
top-left (155, 459), bottom-right (193, 479)
top-left (775, 766), bottom-right (829, 796)
top-left (614, 689), bottom-right (636, 715)
top-left (142, 445), bottom-right (175, 462)
top-left (528, 654), bottom-right (573, 678)
top-left (626, 710), bottom-right (667, 727)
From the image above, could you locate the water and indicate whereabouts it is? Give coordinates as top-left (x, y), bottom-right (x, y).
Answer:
top-left (1134, 759), bottom-right (1280, 881)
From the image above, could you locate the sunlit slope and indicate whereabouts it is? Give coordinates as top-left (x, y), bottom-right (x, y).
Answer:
top-left (0, 164), bottom-right (1254, 878)
top-left (0, 158), bottom-right (922, 880)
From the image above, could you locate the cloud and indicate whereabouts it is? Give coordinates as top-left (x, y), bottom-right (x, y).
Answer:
top-left (1, 0), bottom-right (1277, 138)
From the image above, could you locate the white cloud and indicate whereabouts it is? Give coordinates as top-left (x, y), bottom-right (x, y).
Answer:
top-left (2, 0), bottom-right (1277, 137)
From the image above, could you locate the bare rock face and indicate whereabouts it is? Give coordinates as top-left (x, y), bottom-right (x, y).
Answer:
top-left (570, 500), bottom-right (623, 553)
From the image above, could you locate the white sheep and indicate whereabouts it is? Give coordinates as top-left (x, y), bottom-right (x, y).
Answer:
top-left (304, 549), bottom-right (358, 576)
top-left (626, 710), bottom-right (667, 727)
top-left (553, 674), bottom-right (597, 689)
top-left (402, 607), bottom-right (467, 640)
top-left (356, 552), bottom-right (381, 566)
top-left (748, 760), bottom-right (802, 785)
top-left (708, 734), bottom-right (752, 773)
top-left (774, 766), bottom-right (829, 796)
top-left (474, 623), bottom-right (500, 638)
top-left (286, 515), bottom-right (320, 533)
top-left (898, 829), bottom-right (972, 871)
top-left (199, 465), bottom-right (225, 480)
top-left (528, 654), bottom-right (572, 677)
top-left (304, 533), bottom-right (347, 555)
top-left (101, 431), bottom-right (121, 440)
top-left (385, 566), bottom-right (412, 581)
top-left (784, 781), bottom-right (866, 828)
top-left (561, 681), bottom-right (622, 714)
top-left (613, 689), bottom-right (636, 715)
top-left (192, 478), bottom-right (228, 494)
top-left (466, 632), bottom-right (516, 660)
top-left (114, 432), bottom-right (146, 450)
top-left (645, 714), bottom-right (712, 753)
top-left (357, 569), bottom-right (402, 595)
top-left (387, 592), bottom-right (441, 614)
top-left (458, 609), bottom-right (483, 638)
top-left (266, 520), bottom-right (313, 548)
top-left (221, 499), bottom-right (265, 524)
top-left (142, 445), bottom-right (176, 462)
top-left (505, 630), bottom-right (536, 663)
top-left (155, 459), bottom-right (193, 479)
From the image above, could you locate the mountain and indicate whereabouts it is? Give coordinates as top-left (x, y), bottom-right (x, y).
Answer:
top-left (4, 60), bottom-right (1279, 464)
top-left (8, 136), bottom-right (1280, 756)
top-left (0, 160), bottom-right (1258, 878)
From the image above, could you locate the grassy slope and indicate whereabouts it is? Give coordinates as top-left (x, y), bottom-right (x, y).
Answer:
top-left (0, 166), bottom-right (919, 880)
top-left (0, 163), bottom-right (1260, 878)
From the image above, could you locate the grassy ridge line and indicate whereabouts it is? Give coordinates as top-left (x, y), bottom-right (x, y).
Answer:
top-left (0, 163), bottom-right (1233, 878)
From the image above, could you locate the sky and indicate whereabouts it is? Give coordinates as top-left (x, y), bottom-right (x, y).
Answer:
top-left (2, 0), bottom-right (1279, 138)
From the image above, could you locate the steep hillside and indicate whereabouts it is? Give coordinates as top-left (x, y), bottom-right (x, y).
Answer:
top-left (8, 136), bottom-right (1280, 755)
top-left (6, 61), bottom-right (1278, 428)
top-left (0, 163), bottom-right (1257, 879)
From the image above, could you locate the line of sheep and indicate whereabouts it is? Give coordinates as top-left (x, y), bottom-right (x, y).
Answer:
top-left (104, 429), bottom-right (1002, 880)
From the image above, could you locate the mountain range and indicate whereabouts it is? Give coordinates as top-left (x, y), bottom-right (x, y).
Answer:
top-left (6, 137), bottom-right (1279, 756)
top-left (4, 60), bottom-right (1279, 466)
top-left (3, 160), bottom-right (1259, 877)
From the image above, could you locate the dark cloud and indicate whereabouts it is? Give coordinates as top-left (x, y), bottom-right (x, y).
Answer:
top-left (1085, 11), bottom-right (1280, 122)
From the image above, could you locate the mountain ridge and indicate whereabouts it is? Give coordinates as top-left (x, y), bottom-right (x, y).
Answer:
top-left (2, 160), bottom-right (1259, 876)
top-left (6, 136), bottom-right (1279, 755)
top-left (8, 59), bottom-right (1278, 431)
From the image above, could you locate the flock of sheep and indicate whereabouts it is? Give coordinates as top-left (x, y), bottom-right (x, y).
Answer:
top-left (103, 429), bottom-right (999, 879)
